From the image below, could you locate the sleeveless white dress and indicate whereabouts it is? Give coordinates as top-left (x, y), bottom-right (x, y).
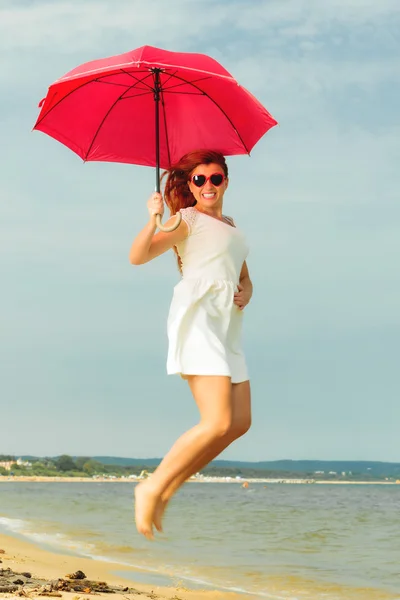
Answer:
top-left (167, 206), bottom-right (250, 383)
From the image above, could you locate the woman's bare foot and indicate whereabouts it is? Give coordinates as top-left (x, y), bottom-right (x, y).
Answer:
top-left (134, 482), bottom-right (160, 539)
top-left (153, 497), bottom-right (169, 533)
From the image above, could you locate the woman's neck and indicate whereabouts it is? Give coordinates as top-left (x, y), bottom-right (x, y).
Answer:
top-left (195, 205), bottom-right (223, 220)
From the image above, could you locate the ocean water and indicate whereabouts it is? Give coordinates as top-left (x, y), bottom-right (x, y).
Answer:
top-left (0, 481), bottom-right (399, 599)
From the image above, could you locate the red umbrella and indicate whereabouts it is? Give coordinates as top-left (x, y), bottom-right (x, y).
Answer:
top-left (34, 45), bottom-right (277, 231)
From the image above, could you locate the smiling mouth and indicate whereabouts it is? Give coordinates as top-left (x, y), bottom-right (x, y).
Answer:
top-left (202, 192), bottom-right (216, 198)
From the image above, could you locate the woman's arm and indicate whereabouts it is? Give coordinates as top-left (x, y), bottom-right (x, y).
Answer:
top-left (240, 261), bottom-right (252, 291)
top-left (129, 193), bottom-right (188, 265)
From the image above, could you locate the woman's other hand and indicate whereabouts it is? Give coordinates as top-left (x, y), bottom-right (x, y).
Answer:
top-left (234, 283), bottom-right (252, 311)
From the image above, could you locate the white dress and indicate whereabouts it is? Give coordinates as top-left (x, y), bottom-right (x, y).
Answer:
top-left (167, 206), bottom-right (250, 383)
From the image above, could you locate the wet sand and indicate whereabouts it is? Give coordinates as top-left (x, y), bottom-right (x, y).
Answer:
top-left (0, 533), bottom-right (243, 600)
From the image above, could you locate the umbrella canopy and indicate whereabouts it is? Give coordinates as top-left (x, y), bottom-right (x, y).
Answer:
top-left (34, 45), bottom-right (277, 169)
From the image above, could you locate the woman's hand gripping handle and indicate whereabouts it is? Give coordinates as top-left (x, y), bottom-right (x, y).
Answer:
top-left (148, 192), bottom-right (181, 232)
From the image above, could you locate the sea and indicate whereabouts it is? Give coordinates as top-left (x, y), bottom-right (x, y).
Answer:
top-left (0, 480), bottom-right (399, 599)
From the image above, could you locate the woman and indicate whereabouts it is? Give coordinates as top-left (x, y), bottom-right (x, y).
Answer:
top-left (129, 149), bottom-right (253, 539)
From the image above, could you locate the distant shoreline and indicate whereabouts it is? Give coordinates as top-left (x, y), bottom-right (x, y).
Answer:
top-left (0, 475), bottom-right (398, 485)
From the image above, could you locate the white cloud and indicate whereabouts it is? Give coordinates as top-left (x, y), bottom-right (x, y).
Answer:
top-left (2, 0), bottom-right (399, 55)
top-left (0, 1), bottom-right (211, 51)
top-left (225, 0), bottom-right (400, 30)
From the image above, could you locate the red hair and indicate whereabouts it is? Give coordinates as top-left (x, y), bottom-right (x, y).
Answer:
top-left (161, 150), bottom-right (228, 272)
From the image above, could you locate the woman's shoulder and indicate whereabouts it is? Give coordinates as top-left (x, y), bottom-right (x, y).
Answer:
top-left (179, 206), bottom-right (198, 234)
top-left (180, 205), bottom-right (197, 216)
top-left (179, 206), bottom-right (236, 232)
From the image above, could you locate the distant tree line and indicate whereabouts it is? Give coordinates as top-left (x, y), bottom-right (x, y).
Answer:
top-left (0, 455), bottom-right (102, 477)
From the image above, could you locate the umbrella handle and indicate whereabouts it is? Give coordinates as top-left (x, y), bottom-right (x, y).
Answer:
top-left (155, 212), bottom-right (182, 232)
top-left (152, 69), bottom-right (182, 234)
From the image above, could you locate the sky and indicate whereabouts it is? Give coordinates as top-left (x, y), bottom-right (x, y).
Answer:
top-left (1, 0), bottom-right (399, 462)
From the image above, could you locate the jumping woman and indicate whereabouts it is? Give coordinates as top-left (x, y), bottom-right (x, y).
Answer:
top-left (129, 150), bottom-right (253, 539)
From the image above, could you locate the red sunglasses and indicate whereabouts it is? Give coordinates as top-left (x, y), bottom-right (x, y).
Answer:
top-left (190, 173), bottom-right (226, 188)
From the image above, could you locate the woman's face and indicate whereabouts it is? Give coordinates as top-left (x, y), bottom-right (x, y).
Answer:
top-left (188, 162), bottom-right (228, 211)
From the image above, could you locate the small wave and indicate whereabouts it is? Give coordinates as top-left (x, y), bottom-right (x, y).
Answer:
top-left (0, 516), bottom-right (28, 535)
top-left (0, 515), bottom-right (96, 557)
top-left (28, 531), bottom-right (96, 555)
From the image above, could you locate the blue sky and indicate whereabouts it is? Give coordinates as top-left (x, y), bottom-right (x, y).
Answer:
top-left (1, 0), bottom-right (399, 461)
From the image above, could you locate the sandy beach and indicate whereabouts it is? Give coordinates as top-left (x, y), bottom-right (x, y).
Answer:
top-left (0, 533), bottom-right (243, 600)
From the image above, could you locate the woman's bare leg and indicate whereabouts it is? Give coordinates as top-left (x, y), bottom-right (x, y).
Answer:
top-left (153, 380), bottom-right (251, 531)
top-left (134, 375), bottom-right (235, 538)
